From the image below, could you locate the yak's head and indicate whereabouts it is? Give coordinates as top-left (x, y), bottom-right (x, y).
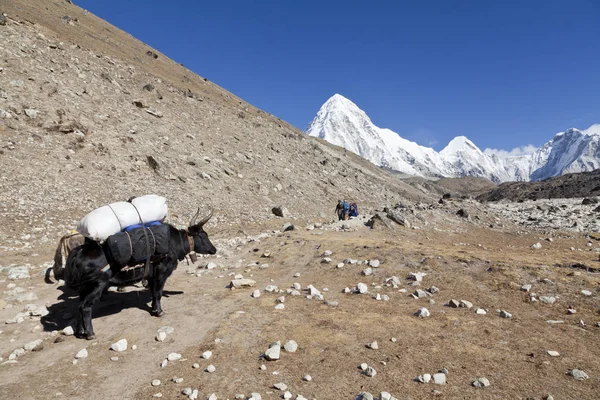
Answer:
top-left (187, 208), bottom-right (217, 255)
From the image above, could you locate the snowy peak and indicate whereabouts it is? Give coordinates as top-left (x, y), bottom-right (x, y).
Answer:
top-left (306, 94), bottom-right (600, 183)
top-left (440, 136), bottom-right (481, 157)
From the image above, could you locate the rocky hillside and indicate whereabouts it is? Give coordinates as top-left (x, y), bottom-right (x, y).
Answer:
top-left (477, 170), bottom-right (600, 202)
top-left (0, 0), bottom-right (429, 256)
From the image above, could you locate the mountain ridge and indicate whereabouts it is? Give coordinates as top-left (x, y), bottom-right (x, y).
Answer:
top-left (306, 94), bottom-right (600, 183)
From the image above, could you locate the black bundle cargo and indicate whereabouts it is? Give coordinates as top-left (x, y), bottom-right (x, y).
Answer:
top-left (105, 224), bottom-right (170, 266)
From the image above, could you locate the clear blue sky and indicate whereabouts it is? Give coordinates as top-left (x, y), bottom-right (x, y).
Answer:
top-left (76, 0), bottom-right (599, 152)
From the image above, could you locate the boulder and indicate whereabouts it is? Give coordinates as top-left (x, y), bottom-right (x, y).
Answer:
top-left (271, 206), bottom-right (288, 217)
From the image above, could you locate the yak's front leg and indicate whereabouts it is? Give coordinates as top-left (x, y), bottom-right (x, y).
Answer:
top-left (149, 261), bottom-right (174, 317)
top-left (78, 277), bottom-right (112, 340)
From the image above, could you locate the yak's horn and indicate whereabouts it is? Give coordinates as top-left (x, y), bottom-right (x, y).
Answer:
top-left (197, 208), bottom-right (213, 227)
top-left (189, 208), bottom-right (201, 227)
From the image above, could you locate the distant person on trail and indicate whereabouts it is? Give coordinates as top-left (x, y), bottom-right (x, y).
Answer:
top-left (349, 202), bottom-right (358, 217)
top-left (335, 200), bottom-right (344, 221)
top-left (342, 200), bottom-right (350, 220)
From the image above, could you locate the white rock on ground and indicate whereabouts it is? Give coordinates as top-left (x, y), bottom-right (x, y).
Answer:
top-left (365, 366), bottom-right (377, 377)
top-left (230, 279), bottom-right (256, 288)
top-left (167, 353), bottom-right (182, 361)
top-left (307, 285), bottom-right (321, 296)
top-left (201, 351), bottom-right (212, 359)
top-left (472, 377), bottom-right (490, 388)
top-left (539, 296), bottom-right (556, 304)
top-left (111, 339), bottom-right (128, 352)
top-left (303, 374), bottom-right (312, 381)
top-left (367, 341), bottom-right (378, 350)
top-left (273, 383), bottom-right (287, 390)
top-left (75, 349), bottom-right (88, 359)
top-left (433, 373), bottom-right (446, 384)
top-left (62, 326), bottom-right (74, 336)
top-left (252, 290), bottom-right (261, 298)
top-left (357, 283), bottom-right (368, 294)
top-left (265, 285), bottom-right (278, 292)
top-left (284, 340), bottom-right (298, 353)
top-left (264, 341), bottom-right (281, 361)
top-left (205, 365), bottom-right (216, 373)
top-left (547, 350), bottom-right (560, 357)
top-left (274, 304), bottom-right (285, 310)
top-left (151, 379), bottom-right (161, 386)
top-left (569, 369), bottom-right (589, 380)
top-left (415, 308), bottom-right (430, 318)
top-left (460, 300), bottom-right (473, 309)
top-left (24, 339), bottom-right (42, 351)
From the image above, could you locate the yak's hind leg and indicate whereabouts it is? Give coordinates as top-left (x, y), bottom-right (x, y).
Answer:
top-left (149, 259), bottom-right (175, 317)
top-left (78, 274), bottom-right (113, 340)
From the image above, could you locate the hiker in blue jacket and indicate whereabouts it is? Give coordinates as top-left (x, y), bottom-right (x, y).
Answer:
top-left (349, 202), bottom-right (358, 217)
top-left (342, 200), bottom-right (351, 220)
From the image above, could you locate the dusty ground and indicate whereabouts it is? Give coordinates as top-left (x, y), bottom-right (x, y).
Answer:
top-left (1, 211), bottom-right (599, 400)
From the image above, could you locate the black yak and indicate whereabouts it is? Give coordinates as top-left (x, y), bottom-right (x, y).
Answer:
top-left (65, 208), bottom-right (216, 339)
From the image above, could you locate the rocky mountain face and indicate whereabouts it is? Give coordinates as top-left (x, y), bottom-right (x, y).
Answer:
top-left (306, 94), bottom-right (600, 183)
top-left (476, 169), bottom-right (600, 203)
top-left (0, 0), bottom-right (430, 256)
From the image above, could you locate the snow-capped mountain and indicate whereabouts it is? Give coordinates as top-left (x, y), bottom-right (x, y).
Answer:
top-left (305, 94), bottom-right (600, 183)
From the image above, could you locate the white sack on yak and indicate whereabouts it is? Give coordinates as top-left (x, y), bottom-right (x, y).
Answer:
top-left (76, 195), bottom-right (168, 242)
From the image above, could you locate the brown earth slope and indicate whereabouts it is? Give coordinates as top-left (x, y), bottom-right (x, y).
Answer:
top-left (0, 0), bottom-right (428, 259)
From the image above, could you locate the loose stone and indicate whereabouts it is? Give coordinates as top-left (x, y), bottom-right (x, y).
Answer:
top-left (433, 373), bottom-right (446, 384)
top-left (569, 369), bottom-right (589, 380)
top-left (75, 349), bottom-right (88, 359)
top-left (415, 307), bottom-right (430, 318)
top-left (284, 340), bottom-right (298, 353)
top-left (273, 383), bottom-right (287, 391)
top-left (111, 339), bottom-right (128, 352)
top-left (472, 377), bottom-right (490, 388)
top-left (264, 341), bottom-right (281, 361)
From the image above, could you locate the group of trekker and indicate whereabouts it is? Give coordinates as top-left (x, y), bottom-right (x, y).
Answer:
top-left (335, 200), bottom-right (358, 221)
